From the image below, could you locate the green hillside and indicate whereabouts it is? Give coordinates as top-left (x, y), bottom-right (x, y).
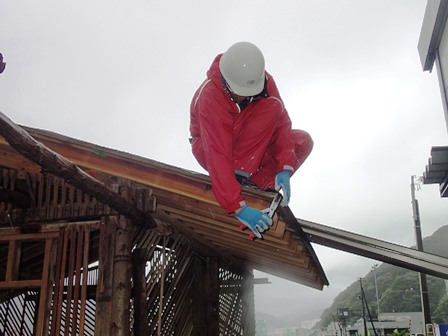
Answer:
top-left (320, 225), bottom-right (448, 327)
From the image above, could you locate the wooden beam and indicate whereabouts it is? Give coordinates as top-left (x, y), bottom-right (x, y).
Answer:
top-left (71, 226), bottom-right (84, 336)
top-left (241, 270), bottom-right (256, 335)
top-left (95, 216), bottom-right (116, 335)
top-left (110, 216), bottom-right (134, 336)
top-left (205, 257), bottom-right (219, 335)
top-left (35, 238), bottom-right (54, 336)
top-left (132, 248), bottom-right (150, 336)
top-left (50, 228), bottom-right (68, 336)
top-left (78, 226), bottom-right (90, 336)
top-left (0, 111), bottom-right (169, 234)
top-left (5, 240), bottom-right (21, 281)
top-left (64, 228), bottom-right (77, 336)
top-left (192, 256), bottom-right (208, 335)
top-left (0, 279), bottom-right (41, 289)
top-left (0, 231), bottom-right (59, 241)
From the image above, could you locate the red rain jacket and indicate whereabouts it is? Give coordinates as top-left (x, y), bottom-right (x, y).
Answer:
top-left (190, 54), bottom-right (296, 213)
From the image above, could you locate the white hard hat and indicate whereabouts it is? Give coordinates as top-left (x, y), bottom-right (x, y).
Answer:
top-left (219, 42), bottom-right (265, 97)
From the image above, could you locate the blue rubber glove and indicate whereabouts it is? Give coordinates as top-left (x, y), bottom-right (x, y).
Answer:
top-left (275, 170), bottom-right (291, 207)
top-left (236, 206), bottom-right (273, 239)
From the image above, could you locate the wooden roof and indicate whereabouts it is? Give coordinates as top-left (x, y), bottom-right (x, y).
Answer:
top-left (0, 126), bottom-right (328, 290)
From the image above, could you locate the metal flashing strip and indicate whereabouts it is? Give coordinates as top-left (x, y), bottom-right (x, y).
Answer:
top-left (298, 218), bottom-right (448, 279)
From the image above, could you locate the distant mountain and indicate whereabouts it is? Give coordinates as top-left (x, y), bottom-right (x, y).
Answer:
top-left (320, 225), bottom-right (448, 327)
top-left (256, 309), bottom-right (322, 331)
top-left (255, 311), bottom-right (285, 329)
top-left (282, 309), bottom-right (322, 327)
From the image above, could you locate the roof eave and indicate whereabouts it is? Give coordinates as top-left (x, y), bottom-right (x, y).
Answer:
top-left (417, 0), bottom-right (448, 71)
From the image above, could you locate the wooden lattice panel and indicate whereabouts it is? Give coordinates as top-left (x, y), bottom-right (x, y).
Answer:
top-left (0, 224), bottom-right (97, 336)
top-left (49, 225), bottom-right (94, 336)
top-left (219, 267), bottom-right (255, 335)
top-left (0, 289), bottom-right (39, 336)
top-left (133, 230), bottom-right (255, 335)
top-left (0, 167), bottom-right (117, 225)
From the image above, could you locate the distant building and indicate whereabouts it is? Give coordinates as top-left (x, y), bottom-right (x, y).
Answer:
top-left (418, 0), bottom-right (448, 131)
top-left (322, 322), bottom-right (345, 336)
top-left (256, 319), bottom-right (268, 336)
top-left (274, 327), bottom-right (321, 336)
top-left (348, 312), bottom-right (424, 336)
top-left (431, 324), bottom-right (448, 336)
top-left (418, 0), bottom-right (448, 198)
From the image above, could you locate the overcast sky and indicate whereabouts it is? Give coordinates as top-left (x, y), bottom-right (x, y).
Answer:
top-left (1, 0), bottom-right (448, 321)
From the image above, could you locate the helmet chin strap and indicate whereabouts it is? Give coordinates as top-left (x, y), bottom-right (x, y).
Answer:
top-left (221, 74), bottom-right (245, 103)
top-left (221, 74), bottom-right (267, 109)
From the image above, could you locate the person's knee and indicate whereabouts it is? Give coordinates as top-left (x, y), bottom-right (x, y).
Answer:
top-left (292, 129), bottom-right (313, 157)
top-left (303, 131), bottom-right (314, 153)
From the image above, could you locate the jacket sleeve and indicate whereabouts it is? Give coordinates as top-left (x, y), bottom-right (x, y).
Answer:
top-left (196, 89), bottom-right (245, 213)
top-left (267, 76), bottom-right (298, 173)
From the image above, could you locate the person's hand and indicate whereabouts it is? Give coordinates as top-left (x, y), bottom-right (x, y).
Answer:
top-left (236, 206), bottom-right (272, 239)
top-left (275, 170), bottom-right (291, 207)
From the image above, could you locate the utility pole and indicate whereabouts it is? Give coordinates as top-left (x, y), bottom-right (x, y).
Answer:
top-left (359, 278), bottom-right (368, 336)
top-left (410, 175), bottom-right (432, 331)
top-left (372, 264), bottom-right (383, 336)
top-left (446, 279), bottom-right (448, 300)
top-left (372, 264), bottom-right (380, 318)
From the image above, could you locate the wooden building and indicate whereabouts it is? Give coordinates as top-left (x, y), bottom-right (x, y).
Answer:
top-left (0, 112), bottom-right (327, 335)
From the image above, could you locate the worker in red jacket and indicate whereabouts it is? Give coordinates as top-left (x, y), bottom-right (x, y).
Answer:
top-left (190, 42), bottom-right (313, 238)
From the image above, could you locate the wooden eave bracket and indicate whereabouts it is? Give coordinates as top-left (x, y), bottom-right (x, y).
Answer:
top-left (0, 111), bottom-right (172, 235)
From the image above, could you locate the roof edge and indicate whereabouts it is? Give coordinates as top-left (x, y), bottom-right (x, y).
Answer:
top-left (418, 0), bottom-right (448, 71)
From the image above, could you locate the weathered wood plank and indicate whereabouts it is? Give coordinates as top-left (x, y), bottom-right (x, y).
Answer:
top-left (35, 238), bottom-right (53, 336)
top-left (78, 226), bottom-right (90, 336)
top-left (64, 228), bottom-right (77, 336)
top-left (5, 240), bottom-right (20, 281)
top-left (70, 226), bottom-right (84, 336)
top-left (50, 228), bottom-right (66, 336)
top-left (110, 216), bottom-right (134, 336)
top-left (0, 279), bottom-right (41, 288)
top-left (95, 215), bottom-right (117, 335)
top-left (206, 257), bottom-right (219, 335)
top-left (0, 231), bottom-right (60, 241)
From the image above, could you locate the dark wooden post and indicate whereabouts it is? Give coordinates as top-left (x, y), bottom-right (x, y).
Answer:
top-left (94, 216), bottom-right (116, 335)
top-left (206, 257), bottom-right (220, 335)
top-left (95, 213), bottom-right (135, 336)
top-left (193, 256), bottom-right (207, 335)
top-left (110, 215), bottom-right (134, 336)
top-left (241, 270), bottom-right (256, 336)
top-left (133, 248), bottom-right (149, 336)
top-left (192, 256), bottom-right (219, 335)
top-left (35, 238), bottom-right (57, 336)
